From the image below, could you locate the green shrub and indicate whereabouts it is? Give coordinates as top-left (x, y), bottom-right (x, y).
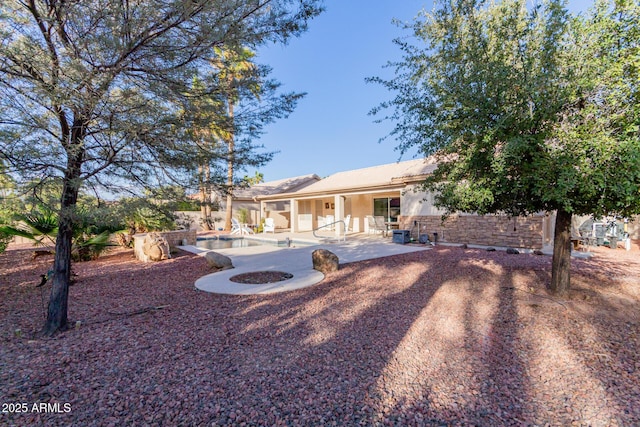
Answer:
top-left (0, 229), bottom-right (11, 254)
top-left (72, 231), bottom-right (113, 261)
top-left (175, 200), bottom-right (200, 211)
top-left (236, 208), bottom-right (250, 225)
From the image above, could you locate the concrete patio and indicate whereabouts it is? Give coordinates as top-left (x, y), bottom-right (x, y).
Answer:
top-left (181, 232), bottom-right (431, 295)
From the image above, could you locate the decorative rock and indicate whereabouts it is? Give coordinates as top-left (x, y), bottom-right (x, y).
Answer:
top-left (506, 248), bottom-right (520, 255)
top-left (460, 244), bottom-right (468, 249)
top-left (204, 251), bottom-right (234, 271)
top-left (486, 247), bottom-right (496, 252)
top-left (312, 249), bottom-right (339, 274)
top-left (142, 232), bottom-right (171, 261)
top-left (533, 249), bottom-right (544, 256)
top-left (147, 244), bottom-right (163, 261)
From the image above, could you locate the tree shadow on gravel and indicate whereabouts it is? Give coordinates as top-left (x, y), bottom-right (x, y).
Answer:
top-left (0, 247), bottom-right (217, 336)
top-left (218, 246), bottom-right (640, 425)
top-left (350, 250), bottom-right (534, 425)
top-left (0, 247), bottom-right (254, 426)
top-left (197, 247), bottom-right (538, 425)
top-left (542, 253), bottom-right (640, 425)
top-left (3, 245), bottom-right (638, 426)
top-left (467, 270), bottom-right (531, 425)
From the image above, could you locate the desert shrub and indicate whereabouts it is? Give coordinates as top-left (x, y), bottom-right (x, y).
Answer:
top-left (0, 229), bottom-right (11, 253)
top-left (72, 231), bottom-right (112, 261)
top-left (111, 198), bottom-right (176, 234)
top-left (0, 205), bottom-right (117, 261)
top-left (175, 200), bottom-right (200, 211)
top-left (236, 208), bottom-right (250, 224)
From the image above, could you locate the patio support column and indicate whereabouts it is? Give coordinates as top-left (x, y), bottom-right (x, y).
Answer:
top-left (334, 194), bottom-right (344, 237)
top-left (290, 198), bottom-right (297, 233)
top-left (260, 200), bottom-right (266, 225)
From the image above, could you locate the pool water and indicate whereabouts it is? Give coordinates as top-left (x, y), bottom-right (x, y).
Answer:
top-left (196, 238), bottom-right (265, 250)
top-left (196, 237), bottom-right (318, 250)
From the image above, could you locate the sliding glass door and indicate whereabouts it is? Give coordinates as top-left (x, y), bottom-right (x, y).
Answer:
top-left (373, 197), bottom-right (400, 222)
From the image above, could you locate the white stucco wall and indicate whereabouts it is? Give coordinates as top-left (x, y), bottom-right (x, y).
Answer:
top-left (401, 185), bottom-right (446, 217)
top-left (345, 194), bottom-right (369, 233)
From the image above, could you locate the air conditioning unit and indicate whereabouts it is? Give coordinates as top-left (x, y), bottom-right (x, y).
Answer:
top-left (392, 230), bottom-right (410, 244)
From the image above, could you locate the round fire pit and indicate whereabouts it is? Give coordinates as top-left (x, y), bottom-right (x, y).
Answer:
top-left (229, 271), bottom-right (293, 285)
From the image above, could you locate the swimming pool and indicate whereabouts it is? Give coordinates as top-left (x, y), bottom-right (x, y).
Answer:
top-left (197, 238), bottom-right (262, 250)
top-left (196, 237), bottom-right (318, 250)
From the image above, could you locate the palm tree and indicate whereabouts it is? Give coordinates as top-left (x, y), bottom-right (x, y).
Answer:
top-left (242, 171), bottom-right (265, 186)
top-left (0, 206), bottom-right (113, 260)
top-left (209, 46), bottom-right (259, 231)
top-left (0, 208), bottom-right (59, 246)
top-left (181, 77), bottom-right (225, 230)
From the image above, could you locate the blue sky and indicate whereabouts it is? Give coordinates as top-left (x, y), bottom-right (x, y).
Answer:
top-left (251, 0), bottom-right (594, 182)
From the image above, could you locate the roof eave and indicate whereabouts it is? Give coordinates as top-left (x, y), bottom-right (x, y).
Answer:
top-left (256, 182), bottom-right (407, 202)
top-left (391, 174), bottom-right (431, 185)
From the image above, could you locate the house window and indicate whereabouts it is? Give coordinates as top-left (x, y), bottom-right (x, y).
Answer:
top-left (374, 197), bottom-right (400, 222)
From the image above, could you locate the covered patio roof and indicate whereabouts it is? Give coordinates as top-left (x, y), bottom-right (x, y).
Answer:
top-left (233, 173), bottom-right (321, 202)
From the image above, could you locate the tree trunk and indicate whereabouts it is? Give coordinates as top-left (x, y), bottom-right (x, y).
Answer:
top-left (224, 193), bottom-right (233, 231)
top-left (204, 166), bottom-right (212, 224)
top-left (199, 164), bottom-right (211, 231)
top-left (224, 101), bottom-right (234, 231)
top-left (43, 111), bottom-right (87, 336)
top-left (43, 152), bottom-right (82, 336)
top-left (549, 208), bottom-right (572, 296)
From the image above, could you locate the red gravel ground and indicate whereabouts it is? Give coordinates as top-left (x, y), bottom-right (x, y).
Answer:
top-left (1, 241), bottom-right (639, 426)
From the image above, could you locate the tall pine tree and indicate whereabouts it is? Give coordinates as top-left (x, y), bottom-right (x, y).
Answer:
top-left (0, 0), bottom-right (322, 335)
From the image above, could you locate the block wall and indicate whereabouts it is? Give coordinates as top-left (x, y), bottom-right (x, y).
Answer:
top-left (399, 214), bottom-right (545, 249)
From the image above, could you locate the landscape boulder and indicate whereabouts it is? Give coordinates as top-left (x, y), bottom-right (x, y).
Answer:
top-left (204, 251), bottom-right (234, 271)
top-left (312, 249), bottom-right (339, 274)
top-left (143, 232), bottom-right (171, 262)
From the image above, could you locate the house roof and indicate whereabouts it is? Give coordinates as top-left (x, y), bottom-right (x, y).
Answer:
top-left (233, 173), bottom-right (321, 200)
top-left (257, 158), bottom-right (438, 200)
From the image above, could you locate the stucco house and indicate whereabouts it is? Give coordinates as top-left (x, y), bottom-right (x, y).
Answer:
top-left (216, 173), bottom-right (321, 228)
top-left (203, 158), bottom-right (637, 249)
top-left (178, 174), bottom-right (320, 231)
top-left (256, 158), bottom-right (554, 249)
